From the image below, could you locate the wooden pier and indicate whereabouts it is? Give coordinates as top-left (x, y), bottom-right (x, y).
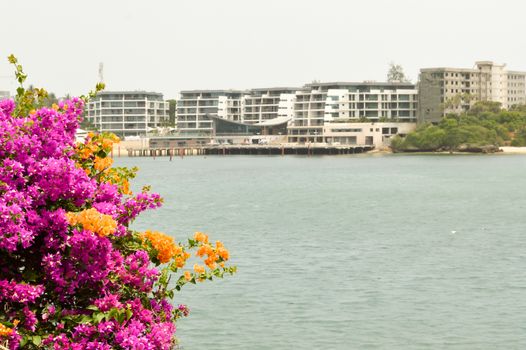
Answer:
top-left (126, 144), bottom-right (375, 157)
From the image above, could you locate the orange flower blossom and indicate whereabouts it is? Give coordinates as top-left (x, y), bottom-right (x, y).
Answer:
top-left (66, 208), bottom-right (117, 237)
top-left (141, 230), bottom-right (184, 264)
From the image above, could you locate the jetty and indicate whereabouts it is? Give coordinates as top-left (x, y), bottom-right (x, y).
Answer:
top-left (126, 144), bottom-right (375, 157)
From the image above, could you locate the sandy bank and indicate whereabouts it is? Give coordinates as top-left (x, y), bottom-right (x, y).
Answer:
top-left (499, 147), bottom-right (526, 154)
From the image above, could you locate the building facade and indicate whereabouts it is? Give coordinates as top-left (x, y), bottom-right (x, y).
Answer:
top-left (418, 61), bottom-right (526, 123)
top-left (242, 88), bottom-right (297, 124)
top-left (287, 82), bottom-right (418, 143)
top-left (176, 88), bottom-right (297, 136)
top-left (507, 70), bottom-right (526, 107)
top-left (86, 91), bottom-right (169, 137)
top-left (175, 83), bottom-right (417, 144)
top-left (176, 90), bottom-right (245, 136)
top-left (322, 122), bottom-right (416, 148)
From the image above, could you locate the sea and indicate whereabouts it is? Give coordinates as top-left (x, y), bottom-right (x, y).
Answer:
top-left (115, 154), bottom-right (526, 349)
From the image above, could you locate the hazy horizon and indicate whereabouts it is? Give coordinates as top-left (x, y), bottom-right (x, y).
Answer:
top-left (1, 0), bottom-right (525, 99)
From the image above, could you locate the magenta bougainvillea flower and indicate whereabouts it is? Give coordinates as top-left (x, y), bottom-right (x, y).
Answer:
top-left (0, 59), bottom-right (235, 349)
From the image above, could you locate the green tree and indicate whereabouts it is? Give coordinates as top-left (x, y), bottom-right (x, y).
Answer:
top-left (511, 128), bottom-right (526, 146)
top-left (442, 93), bottom-right (474, 113)
top-left (167, 99), bottom-right (177, 126)
top-left (44, 92), bottom-right (58, 106)
top-left (468, 101), bottom-right (502, 115)
top-left (390, 107), bottom-right (515, 152)
top-left (509, 104), bottom-right (526, 113)
top-left (387, 62), bottom-right (410, 83)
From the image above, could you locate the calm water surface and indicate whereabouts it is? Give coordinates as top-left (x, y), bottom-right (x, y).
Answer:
top-left (115, 154), bottom-right (526, 349)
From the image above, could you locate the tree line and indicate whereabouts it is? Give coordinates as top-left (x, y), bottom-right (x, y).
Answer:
top-left (391, 101), bottom-right (526, 152)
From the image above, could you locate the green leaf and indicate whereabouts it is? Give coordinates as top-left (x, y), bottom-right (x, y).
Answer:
top-left (80, 315), bottom-right (92, 324)
top-left (19, 336), bottom-right (28, 347)
top-left (109, 308), bottom-right (119, 318)
top-left (94, 312), bottom-right (105, 323)
top-left (32, 335), bottom-right (42, 346)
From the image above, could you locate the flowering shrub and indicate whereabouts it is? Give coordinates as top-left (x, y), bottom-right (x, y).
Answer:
top-left (0, 56), bottom-right (235, 349)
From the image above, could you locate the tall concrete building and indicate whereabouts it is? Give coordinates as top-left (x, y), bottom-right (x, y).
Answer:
top-left (288, 82), bottom-right (418, 143)
top-left (507, 70), bottom-right (526, 106)
top-left (174, 82), bottom-right (417, 145)
top-left (418, 61), bottom-right (526, 123)
top-left (85, 91), bottom-right (169, 137)
top-left (176, 90), bottom-right (245, 136)
top-left (242, 88), bottom-right (296, 124)
top-left (176, 88), bottom-right (298, 136)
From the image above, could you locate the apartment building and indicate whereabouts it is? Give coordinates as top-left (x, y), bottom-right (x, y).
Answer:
top-left (176, 88), bottom-right (298, 136)
top-left (85, 91), bottom-right (169, 137)
top-left (418, 61), bottom-right (526, 123)
top-left (287, 82), bottom-right (418, 143)
top-left (507, 71), bottom-right (526, 106)
top-left (242, 88), bottom-right (296, 124)
top-left (176, 90), bottom-right (245, 136)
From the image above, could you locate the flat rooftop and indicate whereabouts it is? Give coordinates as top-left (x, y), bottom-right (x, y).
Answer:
top-left (249, 87), bottom-right (299, 92)
top-left (180, 89), bottom-right (248, 94)
top-left (420, 67), bottom-right (478, 73)
top-left (304, 81), bottom-right (415, 88)
top-left (97, 90), bottom-right (163, 96)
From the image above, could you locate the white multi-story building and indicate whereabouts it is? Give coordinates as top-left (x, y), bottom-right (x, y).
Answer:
top-left (176, 88), bottom-right (297, 136)
top-left (176, 90), bottom-right (245, 136)
top-left (419, 61), bottom-right (526, 123)
top-left (175, 83), bottom-right (417, 144)
top-left (85, 91), bottom-right (169, 137)
top-left (507, 70), bottom-right (526, 107)
top-left (288, 82), bottom-right (418, 143)
top-left (242, 88), bottom-right (297, 124)
top-left (477, 61), bottom-right (509, 106)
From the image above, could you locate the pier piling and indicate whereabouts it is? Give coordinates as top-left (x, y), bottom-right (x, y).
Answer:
top-left (127, 145), bottom-right (374, 158)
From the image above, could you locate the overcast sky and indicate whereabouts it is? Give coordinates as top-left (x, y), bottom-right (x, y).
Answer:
top-left (1, 0), bottom-right (525, 98)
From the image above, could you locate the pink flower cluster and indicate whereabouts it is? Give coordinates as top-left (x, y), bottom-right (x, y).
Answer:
top-left (0, 98), bottom-right (181, 349)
